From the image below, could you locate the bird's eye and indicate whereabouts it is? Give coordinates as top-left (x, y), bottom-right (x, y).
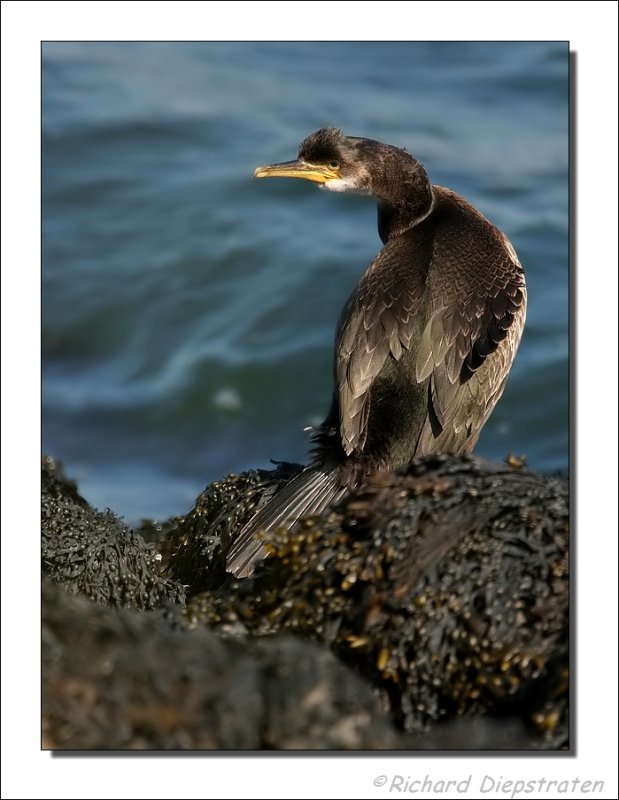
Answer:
top-left (328, 161), bottom-right (340, 169)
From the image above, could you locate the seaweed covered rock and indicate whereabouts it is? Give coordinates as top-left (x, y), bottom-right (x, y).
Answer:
top-left (42, 456), bottom-right (185, 609)
top-left (165, 461), bottom-right (301, 592)
top-left (42, 578), bottom-right (403, 749)
top-left (41, 454), bottom-right (569, 749)
top-left (174, 455), bottom-right (569, 745)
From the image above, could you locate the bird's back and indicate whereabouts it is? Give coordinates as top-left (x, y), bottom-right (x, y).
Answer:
top-left (324, 186), bottom-right (526, 470)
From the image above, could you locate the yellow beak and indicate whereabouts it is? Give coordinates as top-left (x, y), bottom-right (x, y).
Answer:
top-left (253, 160), bottom-right (341, 185)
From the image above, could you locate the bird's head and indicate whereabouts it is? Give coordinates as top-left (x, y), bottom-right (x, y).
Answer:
top-left (254, 128), bottom-right (433, 242)
top-left (254, 128), bottom-right (366, 193)
top-left (254, 127), bottom-right (424, 198)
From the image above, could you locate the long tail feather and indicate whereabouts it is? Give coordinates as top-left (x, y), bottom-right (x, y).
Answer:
top-left (226, 467), bottom-right (346, 578)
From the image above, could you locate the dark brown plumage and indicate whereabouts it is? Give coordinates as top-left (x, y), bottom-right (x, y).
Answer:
top-left (227, 128), bottom-right (526, 577)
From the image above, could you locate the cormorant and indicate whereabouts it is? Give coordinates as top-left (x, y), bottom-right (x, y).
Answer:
top-left (227, 127), bottom-right (526, 578)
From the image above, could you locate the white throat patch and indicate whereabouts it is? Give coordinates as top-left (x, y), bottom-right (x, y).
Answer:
top-left (321, 177), bottom-right (360, 193)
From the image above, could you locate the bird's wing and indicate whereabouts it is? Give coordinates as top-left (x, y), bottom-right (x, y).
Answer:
top-left (414, 222), bottom-right (526, 453)
top-left (335, 196), bottom-right (526, 457)
top-left (335, 236), bottom-right (430, 455)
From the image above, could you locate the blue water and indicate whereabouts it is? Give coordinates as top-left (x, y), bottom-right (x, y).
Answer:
top-left (42, 42), bottom-right (569, 521)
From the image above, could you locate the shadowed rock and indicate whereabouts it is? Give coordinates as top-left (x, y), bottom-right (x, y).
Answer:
top-left (42, 578), bottom-right (402, 750)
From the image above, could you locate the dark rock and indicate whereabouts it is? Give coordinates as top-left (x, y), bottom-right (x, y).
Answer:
top-left (42, 578), bottom-right (402, 750)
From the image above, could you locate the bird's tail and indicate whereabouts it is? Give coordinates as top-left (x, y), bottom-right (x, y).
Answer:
top-left (226, 467), bottom-right (347, 578)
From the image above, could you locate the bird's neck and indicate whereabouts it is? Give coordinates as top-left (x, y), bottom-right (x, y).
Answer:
top-left (376, 187), bottom-right (434, 244)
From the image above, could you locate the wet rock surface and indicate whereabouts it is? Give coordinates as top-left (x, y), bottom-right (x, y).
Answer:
top-left (42, 454), bottom-right (569, 750)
